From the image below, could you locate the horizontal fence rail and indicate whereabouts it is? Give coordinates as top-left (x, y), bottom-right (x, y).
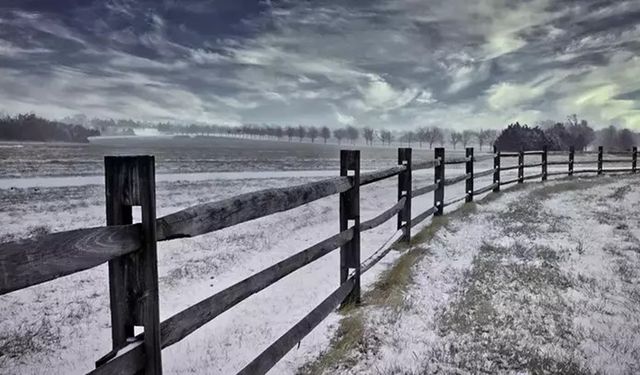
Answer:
top-left (1, 144), bottom-right (638, 375)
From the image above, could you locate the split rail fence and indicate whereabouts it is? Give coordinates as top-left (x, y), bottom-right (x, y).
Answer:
top-left (0, 145), bottom-right (637, 374)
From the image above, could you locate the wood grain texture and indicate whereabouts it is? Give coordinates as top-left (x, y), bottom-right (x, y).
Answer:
top-left (397, 148), bottom-right (412, 242)
top-left (237, 278), bottom-right (355, 375)
top-left (412, 182), bottom-right (438, 198)
top-left (0, 225), bottom-right (141, 295)
top-left (465, 148), bottom-right (474, 203)
top-left (443, 173), bottom-right (470, 186)
top-left (360, 165), bottom-right (405, 186)
top-left (473, 168), bottom-right (496, 178)
top-left (156, 176), bottom-right (352, 240)
top-left (89, 342), bottom-right (145, 375)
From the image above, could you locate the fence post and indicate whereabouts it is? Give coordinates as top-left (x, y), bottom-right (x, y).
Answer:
top-left (569, 146), bottom-right (574, 176)
top-left (103, 156), bottom-right (162, 374)
top-left (597, 146), bottom-right (603, 175)
top-left (339, 150), bottom-right (360, 305)
top-left (434, 147), bottom-right (445, 216)
top-left (518, 148), bottom-right (524, 183)
top-left (397, 148), bottom-right (412, 243)
top-left (632, 146), bottom-right (637, 173)
top-left (465, 147), bottom-right (474, 202)
top-left (493, 146), bottom-right (500, 192)
top-left (541, 145), bottom-right (548, 181)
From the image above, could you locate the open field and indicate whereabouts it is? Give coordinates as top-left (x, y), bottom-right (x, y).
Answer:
top-left (0, 138), bottom-right (634, 374)
top-left (0, 137), bottom-right (476, 178)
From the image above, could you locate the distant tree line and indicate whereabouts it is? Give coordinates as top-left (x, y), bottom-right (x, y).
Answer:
top-left (4, 111), bottom-right (637, 151)
top-left (0, 113), bottom-right (99, 143)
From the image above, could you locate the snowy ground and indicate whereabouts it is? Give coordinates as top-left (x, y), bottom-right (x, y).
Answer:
top-left (0, 147), bottom-right (632, 375)
top-left (328, 173), bottom-right (640, 375)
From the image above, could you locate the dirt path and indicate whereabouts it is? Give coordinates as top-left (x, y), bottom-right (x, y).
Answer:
top-left (305, 175), bottom-right (640, 375)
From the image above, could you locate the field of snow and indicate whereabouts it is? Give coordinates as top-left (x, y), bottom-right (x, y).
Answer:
top-left (336, 173), bottom-right (640, 375)
top-left (0, 138), bottom-right (632, 375)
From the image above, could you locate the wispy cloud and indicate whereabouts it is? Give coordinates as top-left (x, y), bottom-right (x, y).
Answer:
top-left (0, 0), bottom-right (638, 128)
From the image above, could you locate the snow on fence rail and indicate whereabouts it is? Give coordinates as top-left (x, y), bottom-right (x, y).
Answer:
top-left (0, 145), bottom-right (638, 374)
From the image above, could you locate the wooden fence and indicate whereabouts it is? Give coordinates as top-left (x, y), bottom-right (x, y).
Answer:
top-left (0, 145), bottom-right (638, 374)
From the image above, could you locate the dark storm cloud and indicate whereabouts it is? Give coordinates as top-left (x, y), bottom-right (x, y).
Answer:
top-left (0, 0), bottom-right (638, 128)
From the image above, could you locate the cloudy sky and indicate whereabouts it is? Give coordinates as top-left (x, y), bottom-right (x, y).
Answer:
top-left (0, 0), bottom-right (639, 129)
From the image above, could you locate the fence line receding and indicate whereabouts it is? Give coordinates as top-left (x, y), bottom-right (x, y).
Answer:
top-left (0, 144), bottom-right (638, 375)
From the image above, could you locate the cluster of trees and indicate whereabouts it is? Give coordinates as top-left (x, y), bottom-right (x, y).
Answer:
top-left (598, 125), bottom-right (636, 151)
top-left (494, 115), bottom-right (604, 151)
top-left (0, 113), bottom-right (99, 143)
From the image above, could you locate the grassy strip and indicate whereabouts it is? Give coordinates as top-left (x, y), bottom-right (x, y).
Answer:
top-left (299, 174), bottom-right (637, 374)
top-left (298, 205), bottom-right (474, 375)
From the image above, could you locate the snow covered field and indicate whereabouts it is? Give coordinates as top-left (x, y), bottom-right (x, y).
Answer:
top-left (0, 139), bottom-right (632, 375)
top-left (332, 174), bottom-right (640, 375)
top-left (0, 138), bottom-right (481, 375)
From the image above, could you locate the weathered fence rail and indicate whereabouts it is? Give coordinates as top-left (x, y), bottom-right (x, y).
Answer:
top-left (1, 144), bottom-right (638, 374)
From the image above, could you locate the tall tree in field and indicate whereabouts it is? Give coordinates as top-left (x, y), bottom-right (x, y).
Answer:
top-left (333, 128), bottom-right (345, 145)
top-left (404, 131), bottom-right (415, 146)
top-left (379, 130), bottom-right (393, 145)
top-left (567, 118), bottom-right (595, 151)
top-left (320, 126), bottom-right (331, 143)
top-left (618, 128), bottom-right (635, 151)
top-left (484, 129), bottom-right (498, 149)
top-left (424, 127), bottom-right (444, 149)
top-left (416, 127), bottom-right (427, 147)
top-left (462, 130), bottom-right (476, 147)
top-left (286, 126), bottom-right (296, 142)
top-left (345, 126), bottom-right (359, 144)
top-left (477, 129), bottom-right (497, 150)
top-left (363, 127), bottom-right (375, 145)
top-left (308, 126), bottom-right (319, 143)
top-left (450, 131), bottom-right (462, 149)
top-left (297, 125), bottom-right (307, 142)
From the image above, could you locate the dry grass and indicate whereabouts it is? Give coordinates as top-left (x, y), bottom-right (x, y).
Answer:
top-left (299, 203), bottom-right (476, 374)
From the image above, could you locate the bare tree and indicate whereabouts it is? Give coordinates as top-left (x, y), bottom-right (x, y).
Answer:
top-left (333, 128), bottom-right (345, 145)
top-left (297, 125), bottom-right (307, 142)
top-left (450, 131), bottom-right (462, 149)
top-left (345, 126), bottom-right (359, 144)
top-left (363, 127), bottom-right (375, 145)
top-left (424, 127), bottom-right (444, 149)
top-left (477, 129), bottom-right (490, 150)
top-left (308, 126), bottom-right (319, 143)
top-left (320, 126), bottom-right (331, 143)
top-left (286, 126), bottom-right (296, 142)
top-left (484, 129), bottom-right (498, 149)
top-left (378, 129), bottom-right (393, 145)
top-left (404, 131), bottom-right (415, 146)
top-left (416, 128), bottom-right (427, 147)
top-left (462, 130), bottom-right (476, 147)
